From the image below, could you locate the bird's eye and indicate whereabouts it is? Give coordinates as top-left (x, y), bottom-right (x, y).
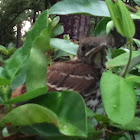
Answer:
top-left (81, 46), bottom-right (86, 51)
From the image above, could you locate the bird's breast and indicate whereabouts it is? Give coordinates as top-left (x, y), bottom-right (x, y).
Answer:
top-left (47, 61), bottom-right (102, 93)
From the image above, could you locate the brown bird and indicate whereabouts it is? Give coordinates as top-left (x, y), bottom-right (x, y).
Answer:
top-left (12, 36), bottom-right (115, 110)
top-left (47, 37), bottom-right (113, 110)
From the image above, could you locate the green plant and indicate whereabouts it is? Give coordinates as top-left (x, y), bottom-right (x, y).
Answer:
top-left (0, 43), bottom-right (16, 66)
top-left (0, 0), bottom-right (140, 140)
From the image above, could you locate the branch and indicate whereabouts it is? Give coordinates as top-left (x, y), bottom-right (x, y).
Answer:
top-left (104, 127), bottom-right (126, 135)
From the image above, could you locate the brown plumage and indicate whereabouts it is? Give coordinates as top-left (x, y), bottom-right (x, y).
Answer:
top-left (12, 37), bottom-right (113, 110)
top-left (47, 37), bottom-right (110, 109)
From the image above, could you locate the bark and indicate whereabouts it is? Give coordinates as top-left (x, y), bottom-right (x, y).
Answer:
top-left (16, 23), bottom-right (23, 48)
top-left (57, 14), bottom-right (90, 41)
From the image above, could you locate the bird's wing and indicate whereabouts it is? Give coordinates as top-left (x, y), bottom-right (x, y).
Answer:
top-left (47, 61), bottom-right (101, 93)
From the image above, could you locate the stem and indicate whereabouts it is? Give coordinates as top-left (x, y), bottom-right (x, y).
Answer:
top-left (120, 38), bottom-right (133, 77)
top-left (0, 86), bottom-right (11, 111)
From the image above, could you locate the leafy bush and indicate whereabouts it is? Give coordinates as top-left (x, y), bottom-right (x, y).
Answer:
top-left (0, 0), bottom-right (140, 140)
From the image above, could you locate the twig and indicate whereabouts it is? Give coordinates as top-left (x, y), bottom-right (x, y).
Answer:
top-left (104, 127), bottom-right (126, 135)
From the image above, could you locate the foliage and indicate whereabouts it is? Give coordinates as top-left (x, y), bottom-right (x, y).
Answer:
top-left (0, 0), bottom-right (140, 140)
top-left (0, 0), bottom-right (46, 46)
top-left (133, 0), bottom-right (140, 6)
top-left (0, 44), bottom-right (16, 66)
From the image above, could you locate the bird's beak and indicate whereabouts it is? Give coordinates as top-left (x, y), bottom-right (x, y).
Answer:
top-left (85, 42), bottom-right (107, 57)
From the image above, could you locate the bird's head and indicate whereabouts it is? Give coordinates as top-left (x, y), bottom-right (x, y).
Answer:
top-left (77, 37), bottom-right (112, 68)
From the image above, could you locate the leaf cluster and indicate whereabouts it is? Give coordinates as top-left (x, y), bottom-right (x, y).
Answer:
top-left (0, 0), bottom-right (140, 140)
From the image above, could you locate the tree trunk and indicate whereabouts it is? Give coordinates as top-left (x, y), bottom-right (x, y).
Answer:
top-left (48, 0), bottom-right (90, 41)
top-left (57, 14), bottom-right (90, 41)
top-left (16, 23), bottom-right (23, 48)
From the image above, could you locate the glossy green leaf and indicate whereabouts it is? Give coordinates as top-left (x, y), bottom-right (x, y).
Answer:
top-left (26, 29), bottom-right (51, 91)
top-left (3, 11), bottom-right (48, 81)
top-left (32, 91), bottom-right (87, 137)
top-left (50, 38), bottom-right (78, 55)
top-left (100, 71), bottom-right (136, 125)
top-left (5, 87), bottom-right (48, 105)
top-left (0, 104), bottom-right (59, 127)
top-left (26, 49), bottom-right (48, 92)
top-left (133, 0), bottom-right (140, 6)
top-left (111, 117), bottom-right (140, 131)
top-left (22, 124), bottom-right (66, 139)
top-left (106, 51), bottom-right (140, 68)
top-left (105, 0), bottom-right (123, 36)
top-left (106, 0), bottom-right (135, 37)
top-left (22, 122), bottom-right (96, 140)
top-left (54, 49), bottom-right (71, 59)
top-left (94, 17), bottom-right (111, 37)
top-left (48, 0), bottom-right (110, 17)
top-left (117, 0), bottom-right (135, 37)
top-left (22, 124), bottom-right (86, 140)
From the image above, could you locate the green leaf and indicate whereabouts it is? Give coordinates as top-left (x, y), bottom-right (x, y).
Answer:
top-left (86, 107), bottom-right (95, 117)
top-left (130, 8), bottom-right (140, 19)
top-left (0, 104), bottom-right (59, 127)
top-left (22, 123), bottom-right (86, 140)
top-left (26, 28), bottom-right (51, 91)
top-left (106, 51), bottom-right (140, 68)
top-left (21, 124), bottom-right (65, 139)
top-left (50, 38), bottom-right (78, 55)
top-left (133, 0), bottom-right (140, 6)
top-left (0, 67), bottom-right (3, 76)
top-left (100, 71), bottom-right (136, 125)
top-left (111, 117), bottom-right (140, 131)
top-left (106, 0), bottom-right (135, 37)
top-left (5, 87), bottom-right (48, 105)
top-left (0, 45), bottom-right (8, 55)
top-left (94, 114), bottom-right (109, 124)
top-left (94, 17), bottom-right (111, 37)
top-left (133, 38), bottom-right (140, 48)
top-left (3, 10), bottom-right (48, 81)
top-left (48, 0), bottom-right (110, 17)
top-left (125, 55), bottom-right (140, 72)
top-left (7, 47), bottom-right (16, 56)
top-left (125, 74), bottom-right (140, 85)
top-left (31, 91), bottom-right (87, 137)
top-left (0, 77), bottom-right (10, 86)
top-left (111, 49), bottom-right (126, 59)
top-left (54, 25), bottom-right (64, 36)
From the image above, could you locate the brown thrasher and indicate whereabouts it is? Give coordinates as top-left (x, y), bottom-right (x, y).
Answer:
top-left (12, 36), bottom-right (115, 110)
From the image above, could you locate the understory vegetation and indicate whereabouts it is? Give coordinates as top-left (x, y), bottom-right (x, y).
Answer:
top-left (0, 0), bottom-right (140, 139)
